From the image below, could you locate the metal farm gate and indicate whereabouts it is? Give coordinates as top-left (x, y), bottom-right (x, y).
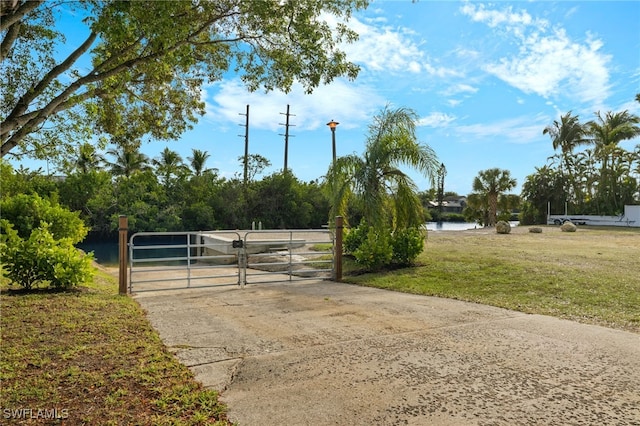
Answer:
top-left (127, 229), bottom-right (335, 293)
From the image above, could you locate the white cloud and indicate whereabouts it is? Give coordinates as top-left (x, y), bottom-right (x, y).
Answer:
top-left (461, 4), bottom-right (611, 107)
top-left (617, 99), bottom-right (640, 117)
top-left (485, 29), bottom-right (611, 105)
top-left (418, 112), bottom-right (456, 128)
top-left (442, 83), bottom-right (478, 96)
top-left (460, 3), bottom-right (548, 30)
top-left (205, 79), bottom-right (384, 131)
top-left (423, 63), bottom-right (462, 78)
top-left (328, 14), bottom-right (461, 78)
top-left (455, 115), bottom-right (548, 144)
top-left (342, 18), bottom-right (425, 73)
top-left (454, 48), bottom-right (481, 60)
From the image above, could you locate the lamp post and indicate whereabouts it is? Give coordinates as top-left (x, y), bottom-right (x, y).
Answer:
top-left (437, 163), bottom-right (446, 216)
top-left (326, 120), bottom-right (339, 163)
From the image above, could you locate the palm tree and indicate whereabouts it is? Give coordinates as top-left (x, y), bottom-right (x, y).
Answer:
top-left (328, 106), bottom-right (439, 230)
top-left (586, 110), bottom-right (640, 213)
top-left (153, 147), bottom-right (186, 186)
top-left (105, 144), bottom-right (150, 178)
top-left (633, 144), bottom-right (640, 178)
top-left (574, 148), bottom-right (598, 207)
top-left (543, 111), bottom-right (589, 207)
top-left (73, 143), bottom-right (104, 174)
top-left (187, 149), bottom-right (211, 176)
top-left (587, 111), bottom-right (640, 161)
top-left (471, 168), bottom-right (516, 227)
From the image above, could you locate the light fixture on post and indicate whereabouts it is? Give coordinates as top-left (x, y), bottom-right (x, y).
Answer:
top-left (326, 119), bottom-right (339, 163)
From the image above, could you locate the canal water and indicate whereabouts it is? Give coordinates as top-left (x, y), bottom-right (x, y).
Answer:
top-left (425, 221), bottom-right (519, 231)
top-left (78, 235), bottom-right (192, 267)
top-left (426, 222), bottom-right (479, 231)
top-left (78, 241), bottom-right (120, 266)
top-left (80, 222), bottom-right (518, 266)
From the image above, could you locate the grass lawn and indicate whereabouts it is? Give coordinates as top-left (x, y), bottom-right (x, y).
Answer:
top-left (0, 268), bottom-right (234, 425)
top-left (1, 224), bottom-right (637, 424)
top-left (344, 225), bottom-right (640, 333)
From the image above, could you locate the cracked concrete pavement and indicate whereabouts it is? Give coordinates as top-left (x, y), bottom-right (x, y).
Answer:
top-left (133, 278), bottom-right (640, 425)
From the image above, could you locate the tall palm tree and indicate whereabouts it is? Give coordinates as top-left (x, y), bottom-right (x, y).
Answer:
top-left (586, 110), bottom-right (640, 213)
top-left (187, 149), bottom-right (211, 176)
top-left (73, 143), bottom-right (104, 174)
top-left (471, 168), bottom-right (516, 227)
top-left (153, 147), bottom-right (186, 186)
top-left (574, 148), bottom-right (598, 205)
top-left (543, 111), bottom-right (589, 154)
top-left (328, 106), bottom-right (439, 230)
top-left (587, 111), bottom-right (640, 161)
top-left (633, 144), bottom-right (640, 178)
top-left (105, 144), bottom-right (150, 178)
top-left (543, 111), bottom-right (589, 207)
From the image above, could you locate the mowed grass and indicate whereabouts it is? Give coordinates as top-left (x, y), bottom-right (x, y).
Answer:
top-left (1, 225), bottom-right (637, 424)
top-left (0, 269), bottom-right (233, 425)
top-left (345, 225), bottom-right (640, 333)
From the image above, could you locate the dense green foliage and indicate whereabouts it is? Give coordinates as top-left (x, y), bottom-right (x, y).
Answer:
top-left (465, 168), bottom-right (517, 227)
top-left (328, 106), bottom-right (438, 270)
top-left (1, 158), bottom-right (331, 238)
top-left (524, 103), bottom-right (640, 221)
top-left (344, 222), bottom-right (369, 255)
top-left (344, 221), bottom-right (425, 270)
top-left (328, 106), bottom-right (439, 230)
top-left (519, 165), bottom-right (565, 225)
top-left (0, 193), bottom-right (88, 242)
top-left (352, 226), bottom-right (393, 271)
top-left (1, 221), bottom-right (94, 289)
top-left (0, 192), bottom-right (94, 289)
top-left (390, 227), bottom-right (425, 266)
top-left (1, 0), bottom-right (368, 159)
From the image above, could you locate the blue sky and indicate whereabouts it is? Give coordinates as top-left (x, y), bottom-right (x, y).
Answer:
top-left (17, 1), bottom-right (640, 196)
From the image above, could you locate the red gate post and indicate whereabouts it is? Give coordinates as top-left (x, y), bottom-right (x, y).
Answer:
top-left (334, 216), bottom-right (343, 282)
top-left (118, 215), bottom-right (128, 295)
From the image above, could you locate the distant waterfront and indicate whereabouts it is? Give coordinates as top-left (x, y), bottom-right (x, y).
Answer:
top-left (425, 221), bottom-right (519, 231)
top-left (78, 242), bottom-right (120, 266)
top-left (81, 222), bottom-right (521, 266)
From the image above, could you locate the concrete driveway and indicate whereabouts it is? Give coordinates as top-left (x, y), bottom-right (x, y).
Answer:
top-left (134, 279), bottom-right (640, 425)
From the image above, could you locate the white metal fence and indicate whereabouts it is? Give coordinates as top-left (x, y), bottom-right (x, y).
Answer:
top-left (128, 230), bottom-right (334, 293)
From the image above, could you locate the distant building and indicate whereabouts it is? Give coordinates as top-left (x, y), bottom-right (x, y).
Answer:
top-left (427, 196), bottom-right (467, 214)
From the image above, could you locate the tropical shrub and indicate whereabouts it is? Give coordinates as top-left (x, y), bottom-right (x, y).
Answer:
top-left (353, 227), bottom-right (393, 271)
top-left (344, 221), bottom-right (369, 255)
top-left (390, 227), bottom-right (425, 266)
top-left (346, 222), bottom-right (425, 270)
top-left (0, 193), bottom-right (88, 243)
top-left (1, 221), bottom-right (94, 290)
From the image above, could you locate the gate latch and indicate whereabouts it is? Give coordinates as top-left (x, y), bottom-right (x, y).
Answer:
top-left (232, 239), bottom-right (244, 248)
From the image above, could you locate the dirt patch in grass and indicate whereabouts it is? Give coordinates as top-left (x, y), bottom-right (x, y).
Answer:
top-left (0, 270), bottom-right (233, 425)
